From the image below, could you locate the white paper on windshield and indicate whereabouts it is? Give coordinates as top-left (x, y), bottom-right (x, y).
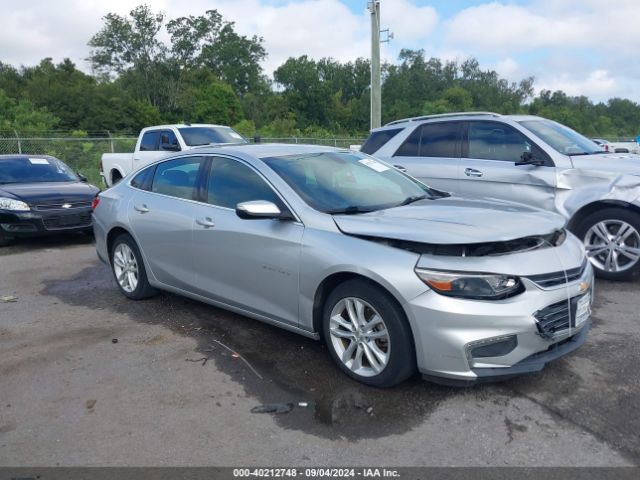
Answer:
top-left (359, 158), bottom-right (389, 172)
top-left (229, 132), bottom-right (243, 139)
top-left (29, 158), bottom-right (49, 165)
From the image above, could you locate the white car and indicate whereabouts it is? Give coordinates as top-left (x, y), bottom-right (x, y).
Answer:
top-left (100, 124), bottom-right (247, 187)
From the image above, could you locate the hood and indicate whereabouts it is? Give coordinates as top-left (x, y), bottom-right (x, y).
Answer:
top-left (333, 196), bottom-right (566, 245)
top-left (0, 182), bottom-right (100, 206)
top-left (570, 153), bottom-right (640, 175)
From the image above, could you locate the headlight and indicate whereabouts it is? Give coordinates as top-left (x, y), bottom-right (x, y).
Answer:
top-left (415, 268), bottom-right (523, 300)
top-left (0, 197), bottom-right (30, 211)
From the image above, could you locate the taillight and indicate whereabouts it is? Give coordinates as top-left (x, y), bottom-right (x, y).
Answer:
top-left (92, 196), bottom-right (101, 211)
top-left (605, 145), bottom-right (609, 151)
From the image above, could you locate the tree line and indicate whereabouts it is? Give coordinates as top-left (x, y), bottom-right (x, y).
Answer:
top-left (1, 4), bottom-right (639, 140)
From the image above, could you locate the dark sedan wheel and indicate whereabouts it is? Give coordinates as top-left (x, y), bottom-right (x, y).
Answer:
top-left (110, 233), bottom-right (157, 300)
top-left (0, 229), bottom-right (12, 247)
top-left (576, 208), bottom-right (640, 281)
top-left (323, 279), bottom-right (415, 387)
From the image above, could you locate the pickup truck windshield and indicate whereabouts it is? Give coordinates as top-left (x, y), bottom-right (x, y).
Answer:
top-left (178, 127), bottom-right (248, 146)
top-left (519, 119), bottom-right (604, 156)
top-left (263, 151), bottom-right (439, 214)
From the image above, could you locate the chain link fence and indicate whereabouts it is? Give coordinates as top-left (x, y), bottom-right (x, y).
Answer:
top-left (0, 133), bottom-right (366, 186)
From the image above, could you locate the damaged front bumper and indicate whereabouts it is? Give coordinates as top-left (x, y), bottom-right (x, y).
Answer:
top-left (406, 233), bottom-right (594, 385)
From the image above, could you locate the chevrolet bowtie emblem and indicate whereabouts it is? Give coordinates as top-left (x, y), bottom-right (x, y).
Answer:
top-left (62, 203), bottom-right (72, 209)
top-left (579, 282), bottom-right (589, 292)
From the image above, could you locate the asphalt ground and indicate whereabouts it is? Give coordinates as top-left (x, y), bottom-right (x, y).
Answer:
top-left (0, 235), bottom-right (639, 466)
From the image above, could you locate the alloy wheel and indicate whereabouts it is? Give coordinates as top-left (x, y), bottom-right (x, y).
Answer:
top-left (329, 297), bottom-right (390, 377)
top-left (113, 243), bottom-right (139, 293)
top-left (584, 220), bottom-right (640, 273)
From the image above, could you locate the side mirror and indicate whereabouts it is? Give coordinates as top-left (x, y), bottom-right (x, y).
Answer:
top-left (236, 200), bottom-right (291, 220)
top-left (515, 151), bottom-right (546, 167)
top-left (77, 172), bottom-right (88, 182)
top-left (161, 143), bottom-right (181, 152)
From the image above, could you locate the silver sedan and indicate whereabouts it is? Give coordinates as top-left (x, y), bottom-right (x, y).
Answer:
top-left (93, 144), bottom-right (593, 387)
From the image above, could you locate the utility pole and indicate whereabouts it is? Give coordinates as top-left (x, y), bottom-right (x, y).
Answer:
top-left (369, 1), bottom-right (381, 130)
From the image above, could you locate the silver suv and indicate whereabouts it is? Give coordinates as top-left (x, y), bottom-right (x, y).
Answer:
top-left (363, 112), bottom-right (640, 281)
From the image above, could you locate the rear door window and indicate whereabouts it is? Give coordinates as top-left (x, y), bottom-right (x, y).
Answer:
top-left (151, 156), bottom-right (206, 200)
top-left (360, 128), bottom-right (403, 154)
top-left (140, 131), bottom-right (160, 151)
top-left (395, 122), bottom-right (460, 158)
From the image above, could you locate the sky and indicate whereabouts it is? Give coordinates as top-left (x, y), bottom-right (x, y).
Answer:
top-left (0, 0), bottom-right (639, 103)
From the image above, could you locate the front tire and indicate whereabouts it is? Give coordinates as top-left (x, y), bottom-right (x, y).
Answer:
top-left (322, 279), bottom-right (416, 387)
top-left (0, 229), bottom-right (12, 247)
top-left (575, 208), bottom-right (640, 281)
top-left (110, 233), bottom-right (157, 299)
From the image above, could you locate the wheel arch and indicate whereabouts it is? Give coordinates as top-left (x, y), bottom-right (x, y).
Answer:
top-left (568, 200), bottom-right (640, 233)
top-left (110, 168), bottom-right (124, 185)
top-left (106, 226), bottom-right (133, 259)
top-left (311, 271), bottom-right (414, 343)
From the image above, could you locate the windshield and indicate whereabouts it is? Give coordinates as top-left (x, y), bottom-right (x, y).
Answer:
top-left (178, 126), bottom-right (248, 146)
top-left (519, 119), bottom-right (604, 155)
top-left (0, 157), bottom-right (79, 184)
top-left (262, 151), bottom-right (439, 214)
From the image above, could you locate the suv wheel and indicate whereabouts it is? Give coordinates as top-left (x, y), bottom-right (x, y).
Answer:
top-left (322, 279), bottom-right (415, 387)
top-left (575, 208), bottom-right (640, 280)
top-left (110, 233), bottom-right (157, 299)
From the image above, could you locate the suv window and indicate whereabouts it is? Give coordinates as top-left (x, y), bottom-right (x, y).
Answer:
top-left (151, 156), bottom-right (205, 200)
top-left (207, 157), bottom-right (280, 210)
top-left (467, 122), bottom-right (533, 162)
top-left (395, 122), bottom-right (459, 158)
top-left (360, 128), bottom-right (403, 154)
top-left (159, 130), bottom-right (180, 151)
top-left (140, 131), bottom-right (160, 151)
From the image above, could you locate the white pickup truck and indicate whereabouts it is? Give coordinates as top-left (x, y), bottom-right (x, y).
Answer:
top-left (100, 123), bottom-right (247, 187)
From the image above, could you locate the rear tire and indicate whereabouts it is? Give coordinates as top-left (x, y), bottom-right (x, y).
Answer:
top-left (110, 233), bottom-right (157, 299)
top-left (574, 208), bottom-right (640, 281)
top-left (322, 279), bottom-right (416, 387)
top-left (111, 171), bottom-right (123, 185)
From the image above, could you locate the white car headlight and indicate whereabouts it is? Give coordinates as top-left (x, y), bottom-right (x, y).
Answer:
top-left (0, 197), bottom-right (30, 211)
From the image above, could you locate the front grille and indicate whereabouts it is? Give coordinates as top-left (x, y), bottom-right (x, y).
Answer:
top-left (527, 258), bottom-right (588, 288)
top-left (43, 212), bottom-right (92, 230)
top-left (35, 201), bottom-right (92, 211)
top-left (534, 294), bottom-right (586, 338)
top-left (534, 300), bottom-right (571, 338)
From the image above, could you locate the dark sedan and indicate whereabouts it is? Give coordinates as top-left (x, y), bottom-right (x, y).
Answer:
top-left (0, 155), bottom-right (100, 246)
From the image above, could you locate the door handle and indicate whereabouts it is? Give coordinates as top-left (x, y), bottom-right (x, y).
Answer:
top-left (134, 204), bottom-right (149, 213)
top-left (393, 164), bottom-right (408, 173)
top-left (196, 217), bottom-right (215, 228)
top-left (464, 168), bottom-right (484, 178)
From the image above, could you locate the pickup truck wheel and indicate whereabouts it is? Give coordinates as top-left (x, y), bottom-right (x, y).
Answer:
top-left (576, 209), bottom-right (640, 281)
top-left (323, 279), bottom-right (416, 387)
top-left (111, 171), bottom-right (123, 185)
top-left (110, 233), bottom-right (157, 299)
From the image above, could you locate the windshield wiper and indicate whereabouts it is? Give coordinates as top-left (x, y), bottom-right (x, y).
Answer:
top-left (327, 206), bottom-right (376, 215)
top-left (397, 194), bottom-right (429, 207)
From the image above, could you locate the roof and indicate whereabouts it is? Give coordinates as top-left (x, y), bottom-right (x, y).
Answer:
top-left (192, 143), bottom-right (347, 159)
top-left (142, 123), bottom-right (231, 130)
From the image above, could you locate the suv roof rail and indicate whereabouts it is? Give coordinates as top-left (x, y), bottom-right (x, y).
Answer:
top-left (384, 112), bottom-right (502, 127)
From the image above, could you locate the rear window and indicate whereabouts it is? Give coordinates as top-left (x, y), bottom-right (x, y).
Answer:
top-left (360, 128), bottom-right (402, 154)
top-left (178, 127), bottom-right (247, 146)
